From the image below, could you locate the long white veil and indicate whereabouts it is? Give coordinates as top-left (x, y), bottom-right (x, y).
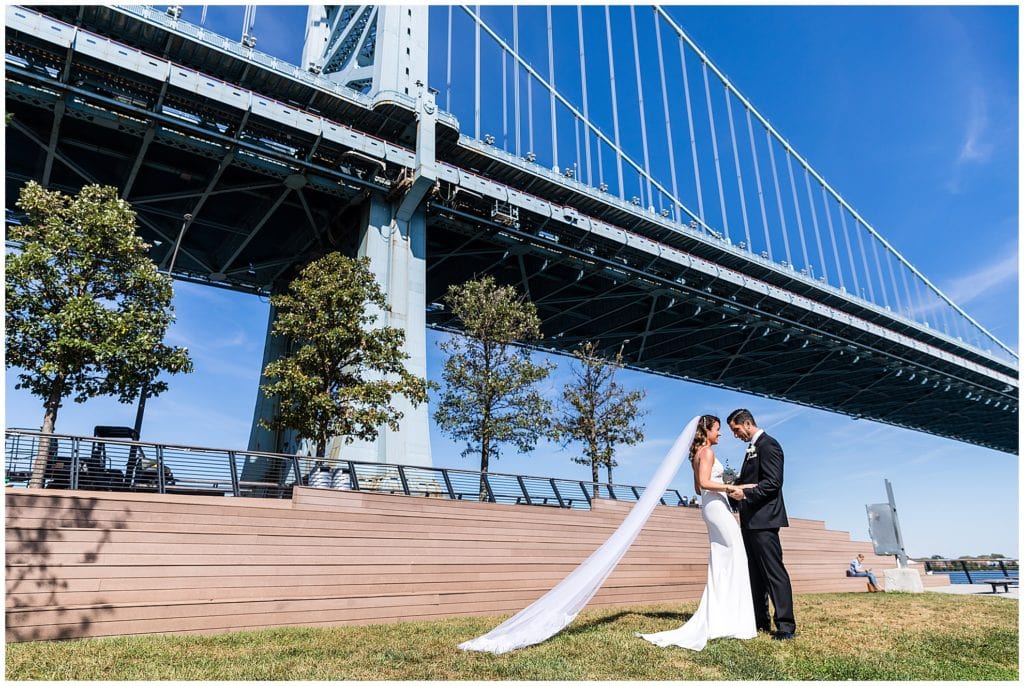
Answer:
top-left (458, 416), bottom-right (700, 654)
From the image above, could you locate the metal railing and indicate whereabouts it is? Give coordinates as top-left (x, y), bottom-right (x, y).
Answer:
top-left (4, 429), bottom-right (696, 510)
top-left (922, 558), bottom-right (1019, 584)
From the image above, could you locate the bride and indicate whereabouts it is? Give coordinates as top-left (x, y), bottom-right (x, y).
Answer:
top-left (459, 415), bottom-right (754, 655)
top-left (637, 414), bottom-right (756, 650)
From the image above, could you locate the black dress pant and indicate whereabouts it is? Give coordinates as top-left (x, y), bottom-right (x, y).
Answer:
top-left (741, 527), bottom-right (796, 634)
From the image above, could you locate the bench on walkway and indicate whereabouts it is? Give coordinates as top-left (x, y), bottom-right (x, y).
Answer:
top-left (984, 578), bottom-right (1018, 593)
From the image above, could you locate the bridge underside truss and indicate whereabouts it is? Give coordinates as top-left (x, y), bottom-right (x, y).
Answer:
top-left (5, 4), bottom-right (1017, 455)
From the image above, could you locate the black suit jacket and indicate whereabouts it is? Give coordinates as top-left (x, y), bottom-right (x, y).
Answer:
top-left (737, 431), bottom-right (789, 530)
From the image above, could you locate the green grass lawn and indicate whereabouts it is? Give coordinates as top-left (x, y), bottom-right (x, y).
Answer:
top-left (5, 592), bottom-right (1018, 680)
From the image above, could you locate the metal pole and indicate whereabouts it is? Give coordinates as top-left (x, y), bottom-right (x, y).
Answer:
top-left (885, 478), bottom-right (909, 568)
top-left (166, 213), bottom-right (192, 276)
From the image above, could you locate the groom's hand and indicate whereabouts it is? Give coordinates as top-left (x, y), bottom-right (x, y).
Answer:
top-left (727, 487), bottom-right (746, 501)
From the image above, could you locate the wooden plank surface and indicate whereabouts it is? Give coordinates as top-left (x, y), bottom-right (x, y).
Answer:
top-left (5, 487), bottom-right (946, 642)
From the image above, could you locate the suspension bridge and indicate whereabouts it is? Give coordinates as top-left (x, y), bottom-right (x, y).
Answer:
top-left (4, 4), bottom-right (1018, 461)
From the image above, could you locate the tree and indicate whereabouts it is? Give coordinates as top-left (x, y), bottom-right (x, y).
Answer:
top-left (554, 341), bottom-right (646, 497)
top-left (433, 276), bottom-right (555, 497)
top-left (5, 182), bottom-right (193, 487)
top-left (258, 252), bottom-right (430, 458)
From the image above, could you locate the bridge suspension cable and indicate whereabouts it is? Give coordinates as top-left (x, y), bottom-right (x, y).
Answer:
top-left (438, 5), bottom-right (1016, 362)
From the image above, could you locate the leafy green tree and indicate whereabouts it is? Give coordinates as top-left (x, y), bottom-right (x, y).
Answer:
top-left (554, 341), bottom-right (646, 497)
top-left (433, 276), bottom-right (554, 496)
top-left (258, 252), bottom-right (430, 458)
top-left (5, 182), bottom-right (193, 487)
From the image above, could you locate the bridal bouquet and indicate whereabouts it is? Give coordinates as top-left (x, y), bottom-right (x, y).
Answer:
top-left (721, 462), bottom-right (738, 485)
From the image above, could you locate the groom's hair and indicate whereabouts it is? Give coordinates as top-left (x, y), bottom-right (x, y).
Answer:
top-left (727, 408), bottom-right (756, 426)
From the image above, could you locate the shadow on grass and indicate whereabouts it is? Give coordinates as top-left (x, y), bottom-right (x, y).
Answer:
top-left (563, 608), bottom-right (693, 634)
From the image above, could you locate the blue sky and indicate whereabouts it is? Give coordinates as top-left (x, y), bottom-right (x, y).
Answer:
top-left (5, 4), bottom-right (1018, 559)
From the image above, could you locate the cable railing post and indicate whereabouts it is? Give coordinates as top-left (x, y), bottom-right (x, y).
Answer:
top-left (606, 483), bottom-right (618, 500)
top-left (227, 450), bottom-right (240, 497)
top-left (998, 560), bottom-right (1007, 577)
top-left (156, 445), bottom-right (166, 494)
top-left (579, 481), bottom-right (592, 508)
top-left (516, 475), bottom-right (532, 505)
top-left (348, 460), bottom-right (360, 491)
top-left (549, 478), bottom-right (565, 508)
top-left (291, 456), bottom-right (302, 489)
top-left (440, 468), bottom-right (456, 500)
top-left (960, 559), bottom-right (973, 584)
top-left (70, 436), bottom-right (80, 490)
top-left (482, 473), bottom-right (496, 503)
top-left (397, 464), bottom-right (411, 495)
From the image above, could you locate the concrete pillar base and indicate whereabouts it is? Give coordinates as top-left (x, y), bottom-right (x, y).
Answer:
top-left (883, 568), bottom-right (924, 593)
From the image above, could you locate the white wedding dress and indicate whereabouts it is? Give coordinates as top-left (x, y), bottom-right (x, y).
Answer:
top-left (637, 456), bottom-right (757, 650)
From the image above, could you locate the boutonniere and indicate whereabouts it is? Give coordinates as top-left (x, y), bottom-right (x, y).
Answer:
top-left (744, 444), bottom-right (757, 461)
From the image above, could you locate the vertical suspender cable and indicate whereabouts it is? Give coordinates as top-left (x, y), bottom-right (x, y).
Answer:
top-left (725, 87), bottom-right (751, 251)
top-left (839, 207), bottom-right (860, 296)
top-left (910, 269), bottom-right (928, 328)
top-left (574, 117), bottom-right (581, 181)
top-left (884, 250), bottom-right (903, 313)
top-left (702, 61), bottom-right (729, 239)
top-left (605, 5), bottom-right (625, 199)
top-left (547, 5), bottom-right (558, 170)
top-left (869, 235), bottom-right (889, 308)
top-left (502, 49), bottom-right (508, 149)
top-left (653, 10), bottom-right (680, 220)
top-left (937, 288), bottom-right (953, 335)
top-left (527, 48), bottom-right (534, 155)
top-left (746, 108), bottom-right (772, 260)
top-left (854, 220), bottom-right (875, 301)
top-left (578, 5), bottom-right (592, 185)
top-left (898, 257), bottom-right (913, 322)
top-left (474, 4), bottom-right (480, 140)
top-left (678, 34), bottom-right (703, 221)
top-left (766, 132), bottom-right (792, 266)
top-left (445, 5), bottom-right (453, 112)
top-left (803, 168), bottom-right (828, 282)
top-left (630, 6), bottom-right (653, 208)
top-left (785, 155), bottom-right (810, 273)
top-left (513, 6), bottom-right (520, 156)
top-left (821, 186), bottom-right (844, 290)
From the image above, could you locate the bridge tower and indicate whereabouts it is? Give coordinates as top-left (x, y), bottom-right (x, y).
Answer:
top-left (247, 5), bottom-right (436, 470)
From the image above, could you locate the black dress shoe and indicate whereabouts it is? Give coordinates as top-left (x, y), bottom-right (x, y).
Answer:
top-left (771, 631), bottom-right (795, 641)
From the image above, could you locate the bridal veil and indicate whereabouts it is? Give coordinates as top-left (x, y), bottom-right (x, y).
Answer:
top-left (458, 415), bottom-right (700, 654)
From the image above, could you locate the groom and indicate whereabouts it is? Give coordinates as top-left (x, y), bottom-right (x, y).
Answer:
top-left (726, 409), bottom-right (796, 641)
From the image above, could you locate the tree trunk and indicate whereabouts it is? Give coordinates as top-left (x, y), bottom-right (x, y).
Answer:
top-left (591, 457), bottom-right (600, 499)
top-left (478, 439), bottom-right (490, 502)
top-left (29, 381), bottom-right (63, 488)
top-left (316, 439), bottom-right (327, 459)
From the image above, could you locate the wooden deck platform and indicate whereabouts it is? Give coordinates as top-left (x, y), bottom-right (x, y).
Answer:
top-left (6, 487), bottom-right (949, 642)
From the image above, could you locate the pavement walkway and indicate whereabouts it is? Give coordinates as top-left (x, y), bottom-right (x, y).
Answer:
top-left (924, 582), bottom-right (1018, 599)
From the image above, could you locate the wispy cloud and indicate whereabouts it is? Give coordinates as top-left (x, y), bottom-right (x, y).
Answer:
top-left (942, 249), bottom-right (1018, 306)
top-left (905, 245), bottom-right (1017, 318)
top-left (956, 89), bottom-right (993, 165)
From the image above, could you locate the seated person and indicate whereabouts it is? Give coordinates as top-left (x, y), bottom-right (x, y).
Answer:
top-left (850, 553), bottom-right (880, 592)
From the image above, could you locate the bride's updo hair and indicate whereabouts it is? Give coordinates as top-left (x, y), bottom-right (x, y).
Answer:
top-left (690, 414), bottom-right (720, 463)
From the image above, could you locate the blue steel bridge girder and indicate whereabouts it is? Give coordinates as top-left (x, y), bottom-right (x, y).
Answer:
top-left (5, 4), bottom-right (1017, 455)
